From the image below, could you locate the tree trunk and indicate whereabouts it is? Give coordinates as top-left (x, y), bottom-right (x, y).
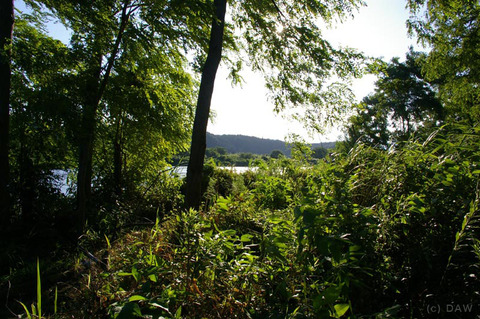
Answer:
top-left (76, 2), bottom-right (131, 231)
top-left (113, 117), bottom-right (123, 196)
top-left (76, 61), bottom-right (102, 230)
top-left (0, 0), bottom-right (14, 227)
top-left (185, 0), bottom-right (227, 209)
top-left (19, 141), bottom-right (35, 225)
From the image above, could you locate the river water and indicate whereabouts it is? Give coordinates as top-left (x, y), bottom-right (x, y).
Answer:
top-left (172, 166), bottom-right (254, 178)
top-left (53, 166), bottom-right (253, 195)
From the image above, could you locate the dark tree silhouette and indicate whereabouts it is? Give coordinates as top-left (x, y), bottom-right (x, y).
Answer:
top-left (0, 0), bottom-right (14, 227)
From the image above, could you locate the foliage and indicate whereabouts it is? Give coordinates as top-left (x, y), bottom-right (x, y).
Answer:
top-left (343, 49), bottom-right (443, 150)
top-left (378, 49), bottom-right (443, 135)
top-left (4, 1), bottom-right (480, 319)
top-left (9, 15), bottom-right (75, 223)
top-left (175, 144), bottom-right (333, 167)
top-left (205, 148), bottom-right (265, 166)
top-left (227, 0), bottom-right (367, 131)
top-left (270, 150), bottom-right (284, 159)
top-left (17, 259), bottom-right (59, 319)
top-left (407, 0), bottom-right (480, 121)
top-left (18, 0), bottom-right (201, 228)
top-left (8, 123), bottom-right (480, 318)
top-left (312, 147), bottom-right (329, 159)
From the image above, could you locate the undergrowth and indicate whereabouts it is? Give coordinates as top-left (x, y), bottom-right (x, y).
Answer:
top-left (8, 124), bottom-right (480, 318)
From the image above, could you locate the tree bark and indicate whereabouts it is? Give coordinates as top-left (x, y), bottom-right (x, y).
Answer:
top-left (0, 0), bottom-right (14, 227)
top-left (185, 0), bottom-right (227, 209)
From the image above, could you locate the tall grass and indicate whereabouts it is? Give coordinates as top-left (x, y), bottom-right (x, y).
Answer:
top-left (17, 258), bottom-right (58, 319)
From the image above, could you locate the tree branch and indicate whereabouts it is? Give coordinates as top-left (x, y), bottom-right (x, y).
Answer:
top-left (97, 0), bottom-right (133, 102)
top-left (270, 0), bottom-right (286, 20)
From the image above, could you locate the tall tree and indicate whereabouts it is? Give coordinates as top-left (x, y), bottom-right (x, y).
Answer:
top-left (343, 49), bottom-right (443, 150)
top-left (28, 0), bottom-right (139, 229)
top-left (186, 0), bottom-right (227, 209)
top-left (0, 0), bottom-right (14, 226)
top-left (407, 0), bottom-right (480, 121)
top-left (101, 32), bottom-right (195, 199)
top-left (185, 0), bottom-right (366, 208)
top-left (11, 15), bottom-right (75, 223)
top-left (26, 0), bottom-right (206, 229)
top-left (75, 0), bottom-right (133, 230)
top-left (376, 49), bottom-right (443, 137)
top-left (343, 95), bottom-right (390, 150)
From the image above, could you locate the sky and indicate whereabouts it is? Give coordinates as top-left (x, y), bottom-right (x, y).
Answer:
top-left (209, 0), bottom-right (423, 143)
top-left (17, 0), bottom-right (423, 143)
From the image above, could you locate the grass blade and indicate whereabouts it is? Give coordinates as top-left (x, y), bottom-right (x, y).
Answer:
top-left (54, 285), bottom-right (58, 314)
top-left (37, 258), bottom-right (42, 318)
top-left (17, 301), bottom-right (32, 319)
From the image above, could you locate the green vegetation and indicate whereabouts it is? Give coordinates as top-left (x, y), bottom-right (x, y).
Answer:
top-left (1, 0), bottom-right (480, 318)
top-left (173, 144), bottom-right (331, 167)
top-left (173, 147), bottom-right (266, 167)
top-left (342, 48), bottom-right (444, 151)
top-left (206, 133), bottom-right (295, 156)
top-left (7, 132), bottom-right (479, 318)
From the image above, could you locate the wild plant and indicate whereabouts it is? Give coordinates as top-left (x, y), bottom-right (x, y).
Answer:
top-left (17, 258), bottom-right (58, 319)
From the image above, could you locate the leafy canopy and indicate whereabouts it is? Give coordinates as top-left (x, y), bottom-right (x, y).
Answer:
top-left (343, 49), bottom-right (443, 149)
top-left (407, 0), bottom-right (480, 121)
top-left (220, 0), bottom-right (368, 132)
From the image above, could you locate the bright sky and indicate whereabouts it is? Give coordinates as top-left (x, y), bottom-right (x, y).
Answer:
top-left (209, 0), bottom-right (422, 142)
top-left (18, 0), bottom-right (422, 143)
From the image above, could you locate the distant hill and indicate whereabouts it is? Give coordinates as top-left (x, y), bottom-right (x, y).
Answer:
top-left (206, 132), bottom-right (336, 156)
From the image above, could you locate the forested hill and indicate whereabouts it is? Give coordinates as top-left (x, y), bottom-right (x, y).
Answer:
top-left (206, 132), bottom-right (336, 155)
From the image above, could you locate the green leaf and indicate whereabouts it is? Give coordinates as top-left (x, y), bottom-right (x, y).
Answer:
top-left (222, 229), bottom-right (237, 237)
top-left (116, 302), bottom-right (143, 319)
top-left (313, 285), bottom-right (343, 309)
top-left (104, 234), bottom-right (111, 249)
top-left (240, 234), bottom-right (253, 242)
top-left (175, 306), bottom-right (182, 318)
top-left (334, 303), bottom-right (350, 317)
top-left (54, 286), bottom-right (58, 314)
top-left (324, 286), bottom-right (342, 304)
top-left (131, 266), bottom-right (140, 282)
top-left (129, 295), bottom-right (147, 302)
top-left (17, 301), bottom-right (32, 319)
top-left (117, 272), bottom-right (132, 276)
top-left (273, 237), bottom-right (288, 248)
top-left (349, 245), bottom-right (361, 253)
top-left (148, 274), bottom-right (157, 282)
top-left (36, 258), bottom-right (42, 318)
top-left (303, 207), bottom-right (317, 226)
top-left (217, 201), bottom-right (228, 211)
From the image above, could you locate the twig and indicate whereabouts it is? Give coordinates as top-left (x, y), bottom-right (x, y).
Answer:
top-left (270, 0), bottom-right (286, 20)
